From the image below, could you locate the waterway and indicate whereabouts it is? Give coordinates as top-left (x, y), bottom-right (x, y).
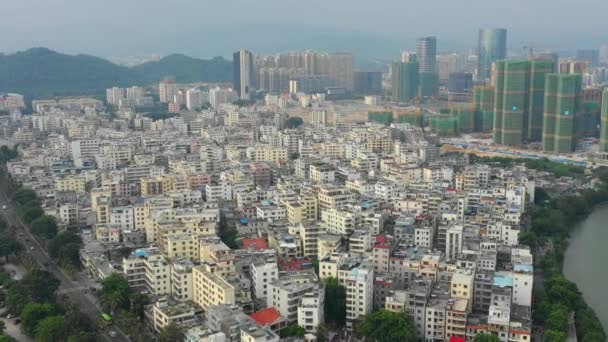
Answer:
top-left (563, 204), bottom-right (608, 332)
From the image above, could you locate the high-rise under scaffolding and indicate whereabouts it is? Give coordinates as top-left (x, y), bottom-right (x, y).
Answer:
top-left (542, 73), bottom-right (582, 153)
top-left (492, 60), bottom-right (554, 146)
top-left (600, 89), bottom-right (608, 153)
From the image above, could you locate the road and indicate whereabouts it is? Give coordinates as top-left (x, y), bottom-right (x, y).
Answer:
top-left (0, 190), bottom-right (130, 342)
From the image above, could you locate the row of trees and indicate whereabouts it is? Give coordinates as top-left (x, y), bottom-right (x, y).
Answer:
top-left (0, 269), bottom-right (98, 341)
top-left (11, 186), bottom-right (84, 275)
top-left (517, 167), bottom-right (608, 341)
top-left (470, 155), bottom-right (586, 179)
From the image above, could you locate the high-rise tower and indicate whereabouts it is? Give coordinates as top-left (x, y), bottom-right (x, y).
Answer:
top-left (233, 49), bottom-right (254, 100)
top-left (492, 59), bottom-right (554, 146)
top-left (600, 89), bottom-right (608, 153)
top-left (416, 37), bottom-right (438, 98)
top-left (391, 62), bottom-right (420, 103)
top-left (542, 74), bottom-right (583, 153)
top-left (477, 29), bottom-right (507, 82)
top-left (416, 37), bottom-right (437, 73)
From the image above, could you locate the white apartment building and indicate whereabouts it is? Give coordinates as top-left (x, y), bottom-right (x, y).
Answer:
top-left (251, 259), bottom-right (279, 300)
top-left (337, 257), bottom-right (374, 329)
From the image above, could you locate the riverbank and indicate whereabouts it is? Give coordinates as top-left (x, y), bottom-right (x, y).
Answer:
top-left (563, 204), bottom-right (608, 333)
top-left (525, 182), bottom-right (608, 341)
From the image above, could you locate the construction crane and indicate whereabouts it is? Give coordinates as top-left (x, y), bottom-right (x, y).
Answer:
top-left (522, 42), bottom-right (542, 59)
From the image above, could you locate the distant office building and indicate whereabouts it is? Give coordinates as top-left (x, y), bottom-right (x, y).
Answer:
top-left (328, 53), bottom-right (354, 90)
top-left (600, 45), bottom-right (608, 65)
top-left (126, 86), bottom-right (145, 106)
top-left (290, 75), bottom-right (329, 94)
top-left (159, 83), bottom-right (178, 103)
top-left (401, 51), bottom-right (417, 63)
top-left (259, 68), bottom-right (298, 93)
top-left (532, 53), bottom-right (559, 73)
top-left (233, 49), bottom-right (255, 100)
top-left (577, 49), bottom-right (599, 68)
top-left (311, 110), bottom-right (327, 127)
top-left (209, 87), bottom-right (235, 109)
top-left (473, 86), bottom-right (495, 132)
top-left (601, 89), bottom-right (608, 153)
top-left (186, 88), bottom-right (209, 110)
top-left (304, 51), bottom-right (329, 75)
top-left (493, 59), bottom-right (554, 146)
top-left (0, 93), bottom-right (25, 112)
top-left (416, 37), bottom-right (437, 73)
top-left (391, 62), bottom-right (420, 103)
top-left (448, 73), bottom-right (473, 94)
top-left (438, 53), bottom-right (466, 82)
top-left (542, 74), bottom-right (583, 153)
top-left (477, 28), bottom-right (507, 82)
top-left (353, 70), bottom-right (382, 95)
top-left (419, 72), bottom-right (439, 98)
top-left (417, 37), bottom-right (438, 98)
top-left (106, 87), bottom-right (125, 105)
top-left (560, 60), bottom-right (589, 75)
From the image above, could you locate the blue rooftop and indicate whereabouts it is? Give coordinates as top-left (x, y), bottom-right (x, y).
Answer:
top-left (134, 249), bottom-right (147, 258)
top-left (493, 273), bottom-right (513, 287)
top-left (514, 264), bottom-right (533, 273)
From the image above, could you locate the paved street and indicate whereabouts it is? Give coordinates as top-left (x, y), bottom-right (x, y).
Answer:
top-left (0, 189), bottom-right (130, 342)
top-left (0, 315), bottom-right (33, 342)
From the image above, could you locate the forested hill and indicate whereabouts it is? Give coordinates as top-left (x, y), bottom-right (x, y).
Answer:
top-left (0, 48), bottom-right (233, 100)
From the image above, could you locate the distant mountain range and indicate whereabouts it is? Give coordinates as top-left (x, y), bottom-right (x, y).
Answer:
top-left (0, 48), bottom-right (233, 100)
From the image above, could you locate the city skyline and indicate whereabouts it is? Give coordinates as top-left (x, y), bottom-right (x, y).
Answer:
top-left (1, 0), bottom-right (607, 59)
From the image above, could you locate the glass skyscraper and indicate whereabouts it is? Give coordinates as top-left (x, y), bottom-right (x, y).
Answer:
top-left (477, 28), bottom-right (507, 82)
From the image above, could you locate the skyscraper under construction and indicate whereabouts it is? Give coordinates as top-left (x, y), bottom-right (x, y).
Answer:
top-left (473, 86), bottom-right (494, 132)
top-left (492, 60), bottom-right (554, 146)
top-left (391, 62), bottom-right (420, 103)
top-left (600, 89), bottom-right (608, 153)
top-left (541, 74), bottom-right (583, 153)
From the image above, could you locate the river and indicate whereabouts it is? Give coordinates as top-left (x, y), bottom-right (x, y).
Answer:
top-left (563, 204), bottom-right (608, 332)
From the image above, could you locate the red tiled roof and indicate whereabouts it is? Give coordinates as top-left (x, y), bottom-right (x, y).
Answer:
top-left (250, 307), bottom-right (281, 326)
top-left (278, 258), bottom-right (313, 271)
top-left (242, 237), bottom-right (269, 250)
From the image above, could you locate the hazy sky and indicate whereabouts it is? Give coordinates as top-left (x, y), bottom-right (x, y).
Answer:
top-left (2, 0), bottom-right (607, 60)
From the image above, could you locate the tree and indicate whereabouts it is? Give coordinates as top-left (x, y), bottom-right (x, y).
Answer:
top-left (323, 277), bottom-right (346, 328)
top-left (6, 282), bottom-right (29, 314)
top-left (100, 273), bottom-right (132, 314)
top-left (356, 310), bottom-right (416, 342)
top-left (0, 235), bottom-right (23, 261)
top-left (290, 152), bottom-right (300, 160)
top-left (29, 216), bottom-right (58, 239)
top-left (67, 332), bottom-right (98, 342)
top-left (544, 330), bottom-right (567, 342)
top-left (546, 304), bottom-right (569, 332)
top-left (11, 188), bottom-right (39, 207)
top-left (0, 336), bottom-right (17, 342)
top-left (20, 207), bottom-right (44, 223)
top-left (48, 231), bottom-right (82, 269)
top-left (129, 292), bottom-right (149, 319)
top-left (286, 117), bottom-right (303, 128)
top-left (0, 320), bottom-right (5, 335)
top-left (34, 315), bottom-right (68, 342)
top-left (280, 324), bottom-right (306, 338)
top-left (21, 270), bottom-right (60, 304)
top-left (518, 231), bottom-right (538, 249)
top-left (316, 324), bottom-right (327, 342)
top-left (475, 332), bottom-right (500, 342)
top-left (115, 311), bottom-right (145, 342)
top-left (158, 322), bottom-right (183, 342)
top-left (20, 303), bottom-right (55, 336)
